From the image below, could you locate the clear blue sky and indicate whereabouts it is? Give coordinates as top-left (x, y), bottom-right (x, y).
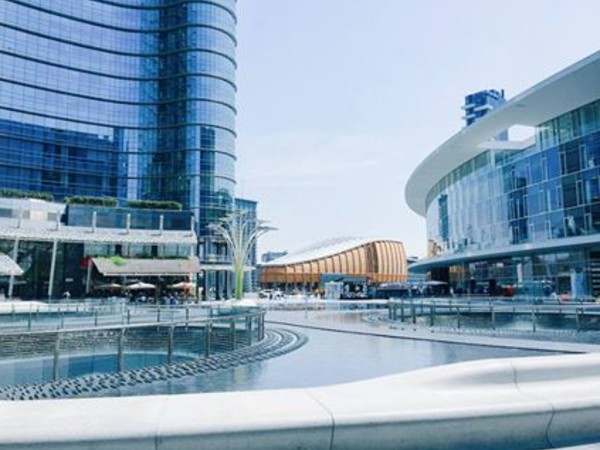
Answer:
top-left (235, 1), bottom-right (600, 258)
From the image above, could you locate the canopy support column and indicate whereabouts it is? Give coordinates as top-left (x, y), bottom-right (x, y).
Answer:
top-left (48, 239), bottom-right (58, 301)
top-left (8, 238), bottom-right (19, 300)
top-left (85, 258), bottom-right (92, 295)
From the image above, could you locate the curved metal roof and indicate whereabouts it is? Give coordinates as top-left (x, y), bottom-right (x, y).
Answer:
top-left (405, 50), bottom-right (600, 217)
top-left (262, 237), bottom-right (402, 266)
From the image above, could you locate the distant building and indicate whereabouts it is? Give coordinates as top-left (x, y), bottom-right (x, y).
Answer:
top-left (262, 251), bottom-right (288, 263)
top-left (463, 89), bottom-right (506, 126)
top-left (406, 256), bottom-right (427, 283)
top-left (462, 89), bottom-right (508, 141)
top-left (260, 237), bottom-right (407, 295)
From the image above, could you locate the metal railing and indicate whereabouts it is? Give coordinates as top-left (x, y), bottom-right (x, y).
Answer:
top-left (386, 298), bottom-right (600, 333)
top-left (0, 309), bottom-right (265, 384)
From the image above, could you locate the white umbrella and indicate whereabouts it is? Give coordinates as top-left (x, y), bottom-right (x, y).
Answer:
top-left (170, 281), bottom-right (196, 290)
top-left (95, 283), bottom-right (122, 290)
top-left (127, 281), bottom-right (156, 290)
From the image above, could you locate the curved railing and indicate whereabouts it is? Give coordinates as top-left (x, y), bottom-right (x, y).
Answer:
top-left (257, 297), bottom-right (600, 334)
top-left (0, 352), bottom-right (599, 449)
top-left (0, 307), bottom-right (265, 384)
top-left (386, 299), bottom-right (600, 333)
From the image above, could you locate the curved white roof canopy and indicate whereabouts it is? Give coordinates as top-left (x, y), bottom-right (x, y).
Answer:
top-left (405, 50), bottom-right (600, 217)
top-left (0, 217), bottom-right (197, 246)
top-left (262, 237), bottom-right (401, 267)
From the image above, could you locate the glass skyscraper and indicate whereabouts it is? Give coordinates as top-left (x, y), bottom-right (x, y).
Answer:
top-left (0, 0), bottom-right (237, 257)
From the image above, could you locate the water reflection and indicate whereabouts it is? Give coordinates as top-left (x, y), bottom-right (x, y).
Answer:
top-left (106, 325), bottom-right (552, 397)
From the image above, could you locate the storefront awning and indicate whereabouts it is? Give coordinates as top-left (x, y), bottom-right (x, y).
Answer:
top-left (92, 257), bottom-right (202, 277)
top-left (0, 253), bottom-right (23, 276)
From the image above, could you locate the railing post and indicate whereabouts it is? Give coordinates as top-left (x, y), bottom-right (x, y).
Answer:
top-left (257, 313), bottom-right (264, 341)
top-left (94, 310), bottom-right (98, 327)
top-left (429, 303), bottom-right (435, 327)
top-left (204, 322), bottom-right (211, 358)
top-left (127, 309), bottom-right (131, 325)
top-left (157, 307), bottom-right (161, 323)
top-left (185, 307), bottom-right (190, 331)
top-left (230, 319), bottom-right (236, 350)
top-left (491, 305), bottom-right (496, 330)
top-left (400, 299), bottom-right (405, 322)
top-left (167, 326), bottom-right (174, 364)
top-left (456, 306), bottom-right (461, 329)
top-left (575, 308), bottom-right (581, 332)
top-left (117, 328), bottom-right (125, 372)
top-left (410, 300), bottom-right (416, 324)
top-left (246, 316), bottom-right (252, 345)
top-left (532, 308), bottom-right (537, 333)
top-left (53, 333), bottom-right (61, 381)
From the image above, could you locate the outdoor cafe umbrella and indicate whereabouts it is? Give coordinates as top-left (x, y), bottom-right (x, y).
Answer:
top-left (169, 281), bottom-right (196, 290)
top-left (95, 282), bottom-right (122, 290)
top-left (127, 281), bottom-right (156, 290)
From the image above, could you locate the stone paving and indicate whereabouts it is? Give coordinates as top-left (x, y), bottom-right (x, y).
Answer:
top-left (0, 327), bottom-right (307, 401)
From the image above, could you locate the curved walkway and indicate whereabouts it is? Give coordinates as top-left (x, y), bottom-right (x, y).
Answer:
top-left (266, 310), bottom-right (600, 354)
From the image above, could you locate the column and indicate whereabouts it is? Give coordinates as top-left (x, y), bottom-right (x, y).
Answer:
top-left (8, 238), bottom-right (19, 300)
top-left (48, 239), bottom-right (58, 300)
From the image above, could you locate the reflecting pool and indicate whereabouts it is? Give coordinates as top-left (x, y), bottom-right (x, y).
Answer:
top-left (102, 324), bottom-right (553, 397)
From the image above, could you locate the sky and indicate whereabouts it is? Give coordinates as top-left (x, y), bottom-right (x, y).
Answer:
top-left (234, 0), bottom-right (600, 258)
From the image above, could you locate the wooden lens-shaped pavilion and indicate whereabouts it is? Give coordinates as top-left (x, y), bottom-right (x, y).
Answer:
top-left (260, 237), bottom-right (407, 290)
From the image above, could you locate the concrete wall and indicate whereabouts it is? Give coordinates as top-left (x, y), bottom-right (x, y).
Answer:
top-left (1, 353), bottom-right (599, 449)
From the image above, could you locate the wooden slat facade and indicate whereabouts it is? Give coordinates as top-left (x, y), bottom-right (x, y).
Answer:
top-left (260, 240), bottom-right (407, 286)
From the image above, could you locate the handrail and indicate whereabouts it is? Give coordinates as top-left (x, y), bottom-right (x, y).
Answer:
top-left (0, 310), bottom-right (265, 337)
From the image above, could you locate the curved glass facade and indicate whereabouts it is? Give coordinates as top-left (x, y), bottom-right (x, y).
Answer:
top-left (425, 100), bottom-right (600, 297)
top-left (0, 0), bottom-right (237, 240)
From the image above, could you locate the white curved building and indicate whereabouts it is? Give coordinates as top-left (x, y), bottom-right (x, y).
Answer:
top-left (260, 237), bottom-right (406, 291)
top-left (406, 51), bottom-right (600, 298)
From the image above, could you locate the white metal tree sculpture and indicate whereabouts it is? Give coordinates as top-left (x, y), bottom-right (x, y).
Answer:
top-left (209, 210), bottom-right (274, 301)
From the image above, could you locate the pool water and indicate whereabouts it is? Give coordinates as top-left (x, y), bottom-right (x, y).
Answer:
top-left (0, 353), bottom-right (190, 386)
top-left (101, 324), bottom-right (553, 397)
